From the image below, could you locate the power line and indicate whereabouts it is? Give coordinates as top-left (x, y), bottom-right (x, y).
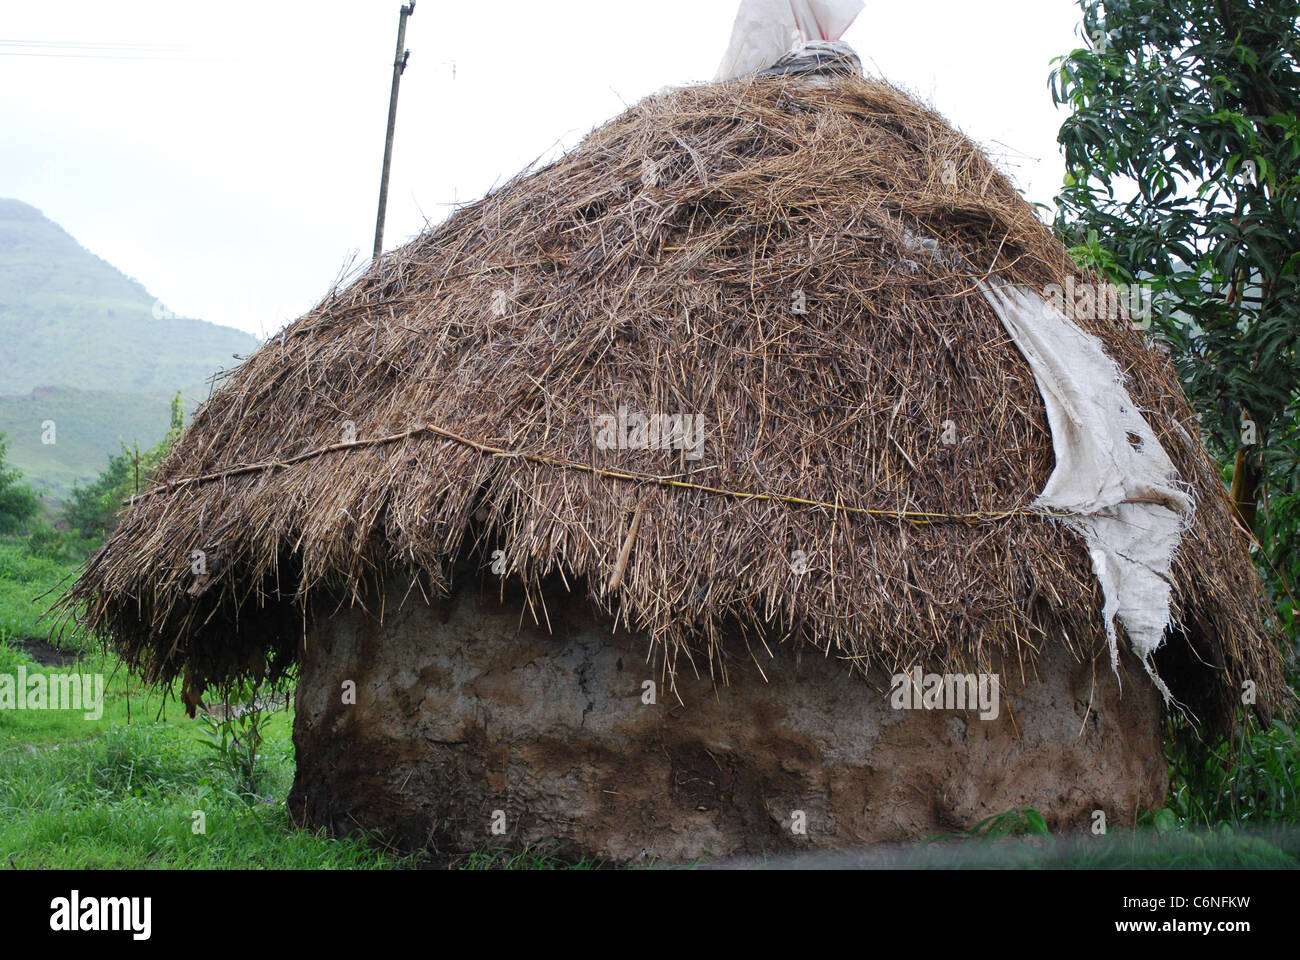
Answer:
top-left (0, 52), bottom-right (204, 60)
top-left (0, 39), bottom-right (210, 61)
top-left (0, 39), bottom-right (184, 48)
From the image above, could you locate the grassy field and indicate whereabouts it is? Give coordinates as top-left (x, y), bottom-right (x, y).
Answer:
top-left (0, 649), bottom-right (406, 869)
top-left (0, 533), bottom-right (1296, 870)
top-left (0, 538), bottom-right (403, 869)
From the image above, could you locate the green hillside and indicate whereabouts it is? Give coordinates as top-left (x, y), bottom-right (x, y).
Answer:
top-left (0, 198), bottom-right (260, 498)
top-left (0, 386), bottom-right (186, 499)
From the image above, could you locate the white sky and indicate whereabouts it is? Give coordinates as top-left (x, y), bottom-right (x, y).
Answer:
top-left (1, 0), bottom-right (1086, 340)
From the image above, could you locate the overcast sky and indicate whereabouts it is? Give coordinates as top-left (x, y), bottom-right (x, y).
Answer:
top-left (2, 0), bottom-right (1086, 340)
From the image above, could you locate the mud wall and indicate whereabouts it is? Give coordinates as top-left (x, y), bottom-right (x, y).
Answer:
top-left (289, 579), bottom-right (1167, 863)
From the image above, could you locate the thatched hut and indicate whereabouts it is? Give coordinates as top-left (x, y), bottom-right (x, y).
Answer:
top-left (71, 14), bottom-right (1284, 862)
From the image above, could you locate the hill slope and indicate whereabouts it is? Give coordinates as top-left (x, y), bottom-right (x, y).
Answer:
top-left (0, 199), bottom-right (261, 498)
top-left (0, 199), bottom-right (259, 395)
top-left (0, 387), bottom-right (179, 499)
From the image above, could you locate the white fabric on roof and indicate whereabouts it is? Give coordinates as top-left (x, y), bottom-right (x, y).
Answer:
top-left (715, 0), bottom-right (865, 81)
top-left (980, 280), bottom-right (1191, 699)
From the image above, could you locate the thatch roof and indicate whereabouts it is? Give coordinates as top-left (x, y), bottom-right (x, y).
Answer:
top-left (68, 71), bottom-right (1285, 728)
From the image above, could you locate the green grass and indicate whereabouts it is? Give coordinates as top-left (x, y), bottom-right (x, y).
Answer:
top-left (907, 803), bottom-right (1300, 868)
top-left (905, 822), bottom-right (1300, 869)
top-left (0, 629), bottom-right (407, 868)
top-left (0, 722), bottom-right (399, 869)
top-left (0, 540), bottom-right (411, 869)
top-left (0, 537), bottom-right (86, 646)
top-left (1165, 714), bottom-right (1300, 827)
top-left (458, 840), bottom-right (604, 870)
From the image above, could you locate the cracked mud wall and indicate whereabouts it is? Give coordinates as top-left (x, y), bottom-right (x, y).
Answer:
top-left (288, 577), bottom-right (1168, 863)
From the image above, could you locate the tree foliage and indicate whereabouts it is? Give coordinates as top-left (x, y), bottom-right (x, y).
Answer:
top-left (0, 432), bottom-right (39, 535)
top-left (1051, 0), bottom-right (1300, 634)
top-left (64, 392), bottom-right (185, 543)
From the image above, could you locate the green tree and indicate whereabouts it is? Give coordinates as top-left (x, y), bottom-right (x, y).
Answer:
top-left (63, 450), bottom-right (133, 543)
top-left (1051, 0), bottom-right (1300, 631)
top-left (64, 392), bottom-right (186, 543)
top-left (0, 432), bottom-right (39, 534)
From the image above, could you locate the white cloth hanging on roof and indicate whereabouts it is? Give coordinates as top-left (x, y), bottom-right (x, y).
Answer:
top-left (979, 280), bottom-right (1192, 700)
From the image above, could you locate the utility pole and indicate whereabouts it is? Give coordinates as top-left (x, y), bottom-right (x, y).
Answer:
top-left (373, 1), bottom-right (415, 260)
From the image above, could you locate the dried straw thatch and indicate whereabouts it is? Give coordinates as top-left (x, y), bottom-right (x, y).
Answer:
top-left (68, 71), bottom-right (1285, 728)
